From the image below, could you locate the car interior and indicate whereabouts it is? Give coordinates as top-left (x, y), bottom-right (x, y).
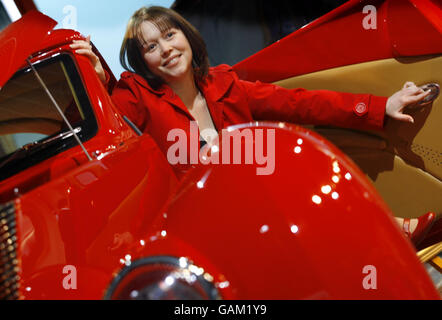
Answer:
top-left (0, 59), bottom-right (85, 158)
top-left (275, 54), bottom-right (442, 224)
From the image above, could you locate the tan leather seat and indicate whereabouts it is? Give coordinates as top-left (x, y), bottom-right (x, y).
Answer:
top-left (275, 55), bottom-right (442, 219)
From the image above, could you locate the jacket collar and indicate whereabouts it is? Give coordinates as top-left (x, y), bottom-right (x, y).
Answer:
top-left (198, 69), bottom-right (235, 132)
top-left (123, 68), bottom-right (234, 131)
top-left (123, 67), bottom-right (235, 102)
top-left (123, 71), bottom-right (169, 96)
top-left (199, 67), bottom-right (235, 102)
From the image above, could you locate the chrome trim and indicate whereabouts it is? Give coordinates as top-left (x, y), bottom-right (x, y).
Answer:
top-left (123, 116), bottom-right (142, 136)
top-left (104, 256), bottom-right (221, 300)
top-left (419, 83), bottom-right (440, 105)
top-left (0, 202), bottom-right (19, 300)
top-left (27, 58), bottom-right (93, 161)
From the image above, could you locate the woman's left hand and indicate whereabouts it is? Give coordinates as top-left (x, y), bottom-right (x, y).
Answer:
top-left (70, 35), bottom-right (106, 84)
top-left (386, 82), bottom-right (431, 123)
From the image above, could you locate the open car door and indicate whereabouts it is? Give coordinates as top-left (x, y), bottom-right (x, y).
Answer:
top-left (234, 0), bottom-right (442, 251)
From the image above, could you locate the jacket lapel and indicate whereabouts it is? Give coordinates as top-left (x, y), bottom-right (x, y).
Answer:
top-left (130, 68), bottom-right (235, 129)
top-left (200, 70), bottom-right (234, 131)
top-left (162, 93), bottom-right (195, 121)
top-left (132, 72), bottom-right (195, 121)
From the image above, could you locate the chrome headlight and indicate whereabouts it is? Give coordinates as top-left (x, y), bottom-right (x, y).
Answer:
top-left (104, 256), bottom-right (220, 300)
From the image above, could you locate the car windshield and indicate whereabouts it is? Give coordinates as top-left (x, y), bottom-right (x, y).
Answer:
top-left (0, 53), bottom-right (97, 180)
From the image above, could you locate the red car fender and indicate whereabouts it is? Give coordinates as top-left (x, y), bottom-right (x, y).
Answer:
top-left (122, 122), bottom-right (439, 299)
top-left (15, 134), bottom-right (177, 299)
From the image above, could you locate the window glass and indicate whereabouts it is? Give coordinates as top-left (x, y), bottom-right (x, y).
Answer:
top-left (0, 2), bottom-right (11, 31)
top-left (0, 54), bottom-right (97, 180)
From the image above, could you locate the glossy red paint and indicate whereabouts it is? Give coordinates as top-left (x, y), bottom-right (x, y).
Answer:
top-left (0, 8), bottom-right (439, 300)
top-left (127, 123), bottom-right (439, 299)
top-left (0, 13), bottom-right (179, 299)
top-left (388, 0), bottom-right (442, 56)
top-left (0, 11), bottom-right (56, 88)
top-left (9, 84), bottom-right (177, 299)
top-left (16, 134), bottom-right (178, 299)
top-left (233, 0), bottom-right (442, 83)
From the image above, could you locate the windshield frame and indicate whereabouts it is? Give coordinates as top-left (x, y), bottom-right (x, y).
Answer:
top-left (0, 53), bottom-right (98, 181)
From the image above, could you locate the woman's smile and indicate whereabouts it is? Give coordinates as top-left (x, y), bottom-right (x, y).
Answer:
top-left (163, 54), bottom-right (182, 68)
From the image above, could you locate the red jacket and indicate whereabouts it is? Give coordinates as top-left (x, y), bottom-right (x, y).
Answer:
top-left (111, 64), bottom-right (387, 177)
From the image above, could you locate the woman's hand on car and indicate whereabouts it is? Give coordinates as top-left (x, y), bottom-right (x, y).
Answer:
top-left (386, 82), bottom-right (431, 123)
top-left (70, 36), bottom-right (106, 84)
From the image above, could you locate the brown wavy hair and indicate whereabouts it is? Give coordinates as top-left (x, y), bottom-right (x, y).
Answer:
top-left (120, 6), bottom-right (209, 89)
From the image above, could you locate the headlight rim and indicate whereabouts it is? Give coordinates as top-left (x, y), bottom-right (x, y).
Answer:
top-left (103, 255), bottom-right (221, 300)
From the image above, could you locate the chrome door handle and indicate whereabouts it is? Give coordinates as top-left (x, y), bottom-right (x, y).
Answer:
top-left (419, 83), bottom-right (440, 105)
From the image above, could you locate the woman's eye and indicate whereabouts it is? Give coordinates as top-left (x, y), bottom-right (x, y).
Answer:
top-left (166, 32), bottom-right (174, 39)
top-left (147, 43), bottom-right (156, 51)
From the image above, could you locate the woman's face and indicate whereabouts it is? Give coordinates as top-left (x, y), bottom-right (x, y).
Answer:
top-left (139, 21), bottom-right (193, 85)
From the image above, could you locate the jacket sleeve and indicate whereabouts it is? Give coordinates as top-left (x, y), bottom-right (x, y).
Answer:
top-left (237, 78), bottom-right (387, 131)
top-left (111, 77), bottom-right (150, 133)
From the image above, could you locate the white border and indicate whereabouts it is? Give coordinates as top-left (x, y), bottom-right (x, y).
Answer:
top-left (1, 0), bottom-right (22, 22)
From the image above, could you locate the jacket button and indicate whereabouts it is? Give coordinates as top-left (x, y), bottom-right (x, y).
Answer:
top-left (354, 102), bottom-right (368, 116)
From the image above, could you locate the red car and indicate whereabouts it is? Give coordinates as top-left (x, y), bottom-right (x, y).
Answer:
top-left (0, 0), bottom-right (440, 300)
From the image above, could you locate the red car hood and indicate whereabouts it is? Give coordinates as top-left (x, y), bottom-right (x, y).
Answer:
top-left (0, 10), bottom-right (57, 89)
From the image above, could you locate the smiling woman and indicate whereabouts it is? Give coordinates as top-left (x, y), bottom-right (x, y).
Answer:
top-left (119, 6), bottom-right (208, 91)
top-left (72, 5), bottom-right (432, 178)
top-left (70, 5), bottom-right (438, 249)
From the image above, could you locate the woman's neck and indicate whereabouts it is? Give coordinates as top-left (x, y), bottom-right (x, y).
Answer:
top-left (168, 72), bottom-right (199, 110)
